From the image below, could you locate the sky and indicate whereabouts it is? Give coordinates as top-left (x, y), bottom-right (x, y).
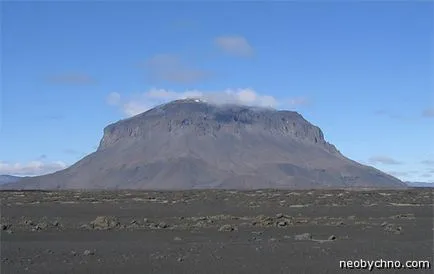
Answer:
top-left (1, 1), bottom-right (433, 182)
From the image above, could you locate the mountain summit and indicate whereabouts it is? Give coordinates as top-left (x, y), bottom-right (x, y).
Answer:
top-left (7, 99), bottom-right (406, 189)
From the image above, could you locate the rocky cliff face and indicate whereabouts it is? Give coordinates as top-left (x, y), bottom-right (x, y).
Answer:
top-left (4, 99), bottom-right (406, 190)
top-left (99, 99), bottom-right (339, 153)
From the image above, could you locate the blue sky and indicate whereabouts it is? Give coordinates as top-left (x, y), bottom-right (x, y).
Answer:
top-left (1, 1), bottom-right (433, 182)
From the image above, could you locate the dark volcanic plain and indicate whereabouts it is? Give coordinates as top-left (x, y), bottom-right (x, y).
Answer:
top-left (1, 188), bottom-right (433, 274)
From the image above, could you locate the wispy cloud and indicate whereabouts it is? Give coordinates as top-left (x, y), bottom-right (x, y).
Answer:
top-left (386, 171), bottom-right (410, 177)
top-left (421, 160), bottom-right (434, 166)
top-left (106, 88), bottom-right (306, 117)
top-left (142, 54), bottom-right (210, 84)
top-left (368, 156), bottom-right (403, 165)
top-left (0, 161), bottom-right (68, 176)
top-left (214, 35), bottom-right (254, 57)
top-left (374, 110), bottom-right (411, 121)
top-left (420, 173), bottom-right (433, 178)
top-left (287, 97), bottom-right (310, 107)
top-left (422, 107), bottom-right (434, 118)
top-left (47, 73), bottom-right (96, 85)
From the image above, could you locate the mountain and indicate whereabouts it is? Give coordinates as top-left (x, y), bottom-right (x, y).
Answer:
top-left (0, 175), bottom-right (22, 185)
top-left (3, 99), bottom-right (406, 190)
top-left (405, 181), bottom-right (434, 188)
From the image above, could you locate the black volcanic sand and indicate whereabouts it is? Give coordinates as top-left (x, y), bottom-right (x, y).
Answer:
top-left (1, 189), bottom-right (433, 274)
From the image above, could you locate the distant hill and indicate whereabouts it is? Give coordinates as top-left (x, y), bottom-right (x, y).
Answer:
top-left (0, 175), bottom-right (22, 185)
top-left (405, 181), bottom-right (434, 188)
top-left (2, 99), bottom-right (406, 190)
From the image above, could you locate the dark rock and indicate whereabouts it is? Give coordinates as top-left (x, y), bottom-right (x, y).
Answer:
top-left (328, 235), bottom-right (337, 241)
top-left (277, 221), bottom-right (287, 227)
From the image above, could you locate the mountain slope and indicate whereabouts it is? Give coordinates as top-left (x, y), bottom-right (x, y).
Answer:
top-left (406, 181), bottom-right (434, 188)
top-left (0, 175), bottom-right (22, 185)
top-left (4, 99), bottom-right (406, 190)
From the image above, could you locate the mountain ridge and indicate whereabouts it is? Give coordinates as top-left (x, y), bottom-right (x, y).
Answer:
top-left (3, 99), bottom-right (406, 190)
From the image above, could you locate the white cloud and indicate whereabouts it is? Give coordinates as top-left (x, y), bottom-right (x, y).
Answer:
top-left (107, 92), bottom-right (121, 105)
top-left (106, 88), bottom-right (300, 117)
top-left (0, 161), bottom-right (68, 176)
top-left (288, 97), bottom-right (309, 107)
top-left (368, 156), bottom-right (403, 165)
top-left (214, 35), bottom-right (254, 57)
top-left (144, 54), bottom-right (210, 84)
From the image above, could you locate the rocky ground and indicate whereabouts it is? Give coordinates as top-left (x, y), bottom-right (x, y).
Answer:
top-left (1, 189), bottom-right (433, 273)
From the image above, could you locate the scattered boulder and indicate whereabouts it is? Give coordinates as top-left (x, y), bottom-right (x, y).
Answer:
top-left (384, 223), bottom-right (402, 234)
top-left (193, 221), bottom-right (208, 228)
top-left (23, 219), bottom-right (34, 226)
top-left (90, 216), bottom-right (120, 230)
top-left (35, 222), bottom-right (48, 230)
top-left (83, 249), bottom-right (95, 256)
top-left (157, 222), bottom-right (168, 229)
top-left (276, 213), bottom-right (284, 219)
top-left (253, 215), bottom-right (274, 226)
top-left (328, 235), bottom-right (336, 241)
top-left (218, 224), bottom-right (237, 232)
top-left (294, 233), bottom-right (312, 241)
top-left (277, 221), bottom-right (288, 227)
top-left (390, 213), bottom-right (415, 220)
top-left (80, 224), bottom-right (92, 230)
top-left (1, 223), bottom-right (10, 231)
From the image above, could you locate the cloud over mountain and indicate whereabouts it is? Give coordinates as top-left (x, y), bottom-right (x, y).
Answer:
top-left (107, 88), bottom-right (285, 117)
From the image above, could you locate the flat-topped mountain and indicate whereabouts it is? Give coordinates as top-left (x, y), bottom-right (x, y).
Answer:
top-left (4, 99), bottom-right (406, 190)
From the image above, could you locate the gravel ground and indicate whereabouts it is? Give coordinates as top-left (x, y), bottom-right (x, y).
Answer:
top-left (1, 189), bottom-right (433, 274)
